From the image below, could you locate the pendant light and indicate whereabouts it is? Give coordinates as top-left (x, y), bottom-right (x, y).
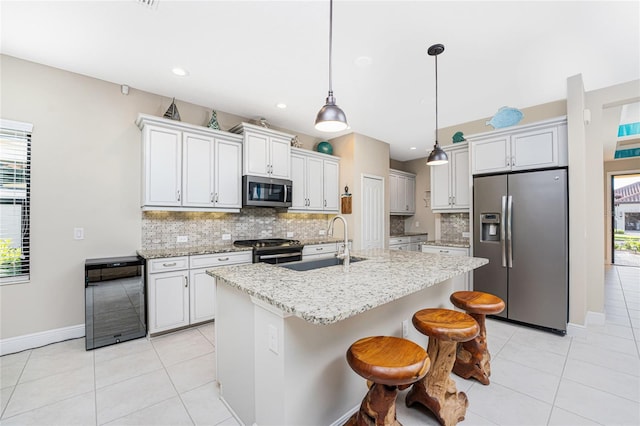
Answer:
top-left (315, 0), bottom-right (348, 132)
top-left (426, 44), bottom-right (448, 166)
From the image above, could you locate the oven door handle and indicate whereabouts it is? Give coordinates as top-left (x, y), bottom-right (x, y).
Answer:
top-left (258, 252), bottom-right (302, 260)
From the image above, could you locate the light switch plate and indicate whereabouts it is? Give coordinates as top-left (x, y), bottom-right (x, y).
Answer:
top-left (462, 232), bottom-right (470, 238)
top-left (319, 230), bottom-right (326, 236)
top-left (73, 228), bottom-right (84, 240)
top-left (286, 232), bottom-right (294, 238)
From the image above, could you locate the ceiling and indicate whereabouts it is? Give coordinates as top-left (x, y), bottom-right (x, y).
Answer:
top-left (1, 1), bottom-right (639, 161)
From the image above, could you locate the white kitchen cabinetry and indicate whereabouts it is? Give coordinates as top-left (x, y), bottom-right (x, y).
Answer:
top-left (389, 170), bottom-right (416, 215)
top-left (147, 251), bottom-right (252, 334)
top-left (468, 116), bottom-right (568, 175)
top-left (430, 143), bottom-right (470, 212)
top-left (229, 122), bottom-right (293, 179)
top-left (290, 148), bottom-right (340, 213)
top-left (409, 234), bottom-right (428, 251)
top-left (137, 114), bottom-right (242, 212)
top-left (147, 257), bottom-right (190, 334)
top-left (421, 245), bottom-right (470, 291)
top-left (389, 236), bottom-right (411, 251)
top-left (302, 243), bottom-right (338, 260)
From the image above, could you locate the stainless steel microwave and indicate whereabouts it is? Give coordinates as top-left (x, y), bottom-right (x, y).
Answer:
top-left (242, 175), bottom-right (292, 208)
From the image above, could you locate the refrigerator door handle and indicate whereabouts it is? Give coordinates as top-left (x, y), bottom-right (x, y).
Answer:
top-left (507, 195), bottom-right (513, 268)
top-left (501, 195), bottom-right (507, 267)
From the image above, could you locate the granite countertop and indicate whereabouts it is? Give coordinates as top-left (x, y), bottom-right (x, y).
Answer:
top-left (137, 238), bottom-right (348, 259)
top-left (137, 244), bottom-right (252, 259)
top-left (389, 232), bottom-right (428, 237)
top-left (421, 240), bottom-right (471, 248)
top-left (209, 249), bottom-right (488, 325)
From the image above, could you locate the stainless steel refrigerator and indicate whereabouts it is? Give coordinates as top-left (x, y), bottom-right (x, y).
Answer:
top-left (473, 168), bottom-right (568, 333)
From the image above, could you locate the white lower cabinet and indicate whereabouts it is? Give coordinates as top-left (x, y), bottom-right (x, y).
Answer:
top-left (389, 236), bottom-right (411, 251)
top-left (302, 243), bottom-right (338, 260)
top-left (147, 251), bottom-right (251, 334)
top-left (421, 245), bottom-right (471, 292)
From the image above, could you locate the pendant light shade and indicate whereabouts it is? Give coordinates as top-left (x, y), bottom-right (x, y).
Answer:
top-left (426, 43), bottom-right (448, 166)
top-left (315, 0), bottom-right (348, 132)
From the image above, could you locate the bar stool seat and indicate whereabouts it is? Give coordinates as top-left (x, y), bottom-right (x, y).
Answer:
top-left (406, 308), bottom-right (479, 426)
top-left (450, 291), bottom-right (505, 385)
top-left (346, 336), bottom-right (430, 426)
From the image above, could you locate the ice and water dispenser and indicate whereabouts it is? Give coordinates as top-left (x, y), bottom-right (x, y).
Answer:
top-left (480, 213), bottom-right (501, 242)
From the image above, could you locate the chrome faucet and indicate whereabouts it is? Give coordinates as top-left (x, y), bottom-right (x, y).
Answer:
top-left (328, 215), bottom-right (350, 271)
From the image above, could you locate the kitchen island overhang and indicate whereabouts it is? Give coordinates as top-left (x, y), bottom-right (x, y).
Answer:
top-left (209, 249), bottom-right (488, 425)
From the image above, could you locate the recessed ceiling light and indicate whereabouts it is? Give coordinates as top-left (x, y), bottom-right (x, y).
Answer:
top-left (276, 102), bottom-right (287, 109)
top-left (172, 67), bottom-right (189, 77)
top-left (410, 147), bottom-right (417, 150)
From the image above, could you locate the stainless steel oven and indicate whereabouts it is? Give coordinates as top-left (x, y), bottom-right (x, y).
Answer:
top-left (234, 238), bottom-right (303, 264)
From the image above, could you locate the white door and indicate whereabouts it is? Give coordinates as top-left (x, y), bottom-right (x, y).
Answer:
top-left (269, 136), bottom-right (291, 179)
top-left (362, 174), bottom-right (384, 249)
top-left (189, 268), bottom-right (216, 323)
top-left (144, 126), bottom-right (182, 207)
top-left (244, 132), bottom-right (270, 176)
top-left (323, 160), bottom-right (339, 211)
top-left (290, 153), bottom-right (307, 210)
top-left (148, 271), bottom-right (189, 333)
top-left (451, 148), bottom-right (470, 209)
top-left (306, 156), bottom-right (324, 210)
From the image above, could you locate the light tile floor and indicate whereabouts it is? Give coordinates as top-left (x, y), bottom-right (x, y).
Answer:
top-left (1, 265), bottom-right (638, 425)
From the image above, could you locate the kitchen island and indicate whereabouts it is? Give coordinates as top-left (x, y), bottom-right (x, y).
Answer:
top-left (209, 249), bottom-right (488, 425)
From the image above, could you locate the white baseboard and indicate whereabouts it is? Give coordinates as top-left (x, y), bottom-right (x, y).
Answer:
top-left (566, 322), bottom-right (587, 338)
top-left (587, 310), bottom-right (606, 326)
top-left (0, 324), bottom-right (85, 356)
top-left (329, 404), bottom-right (359, 426)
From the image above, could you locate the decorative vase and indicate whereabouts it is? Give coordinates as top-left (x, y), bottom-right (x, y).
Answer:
top-left (317, 141), bottom-right (333, 155)
top-left (164, 98), bottom-right (181, 121)
top-left (208, 110), bottom-right (220, 130)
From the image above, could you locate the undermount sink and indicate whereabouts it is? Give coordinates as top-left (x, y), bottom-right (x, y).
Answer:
top-left (279, 256), bottom-right (365, 272)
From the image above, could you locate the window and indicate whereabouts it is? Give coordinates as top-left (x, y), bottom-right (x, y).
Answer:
top-left (1, 119), bottom-right (32, 284)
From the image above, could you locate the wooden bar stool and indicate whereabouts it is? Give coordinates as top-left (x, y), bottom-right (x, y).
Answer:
top-left (346, 336), bottom-right (431, 426)
top-left (406, 309), bottom-right (479, 426)
top-left (450, 291), bottom-right (505, 385)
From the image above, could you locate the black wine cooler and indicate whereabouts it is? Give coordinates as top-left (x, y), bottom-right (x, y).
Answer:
top-left (85, 255), bottom-right (147, 350)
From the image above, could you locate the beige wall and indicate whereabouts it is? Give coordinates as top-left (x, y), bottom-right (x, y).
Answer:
top-left (333, 133), bottom-right (390, 250)
top-left (0, 55), bottom-right (318, 340)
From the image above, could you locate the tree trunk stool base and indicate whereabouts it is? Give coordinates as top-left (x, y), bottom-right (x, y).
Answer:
top-left (450, 291), bottom-right (505, 385)
top-left (345, 336), bottom-right (431, 426)
top-left (406, 308), bottom-right (479, 426)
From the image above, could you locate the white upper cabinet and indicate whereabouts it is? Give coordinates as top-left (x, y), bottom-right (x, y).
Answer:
top-left (389, 169), bottom-right (416, 215)
top-left (468, 116), bottom-right (568, 175)
top-left (289, 148), bottom-right (340, 213)
top-left (142, 125), bottom-right (182, 207)
top-left (229, 122), bottom-right (293, 179)
top-left (430, 142), bottom-right (470, 212)
top-left (137, 113), bottom-right (242, 212)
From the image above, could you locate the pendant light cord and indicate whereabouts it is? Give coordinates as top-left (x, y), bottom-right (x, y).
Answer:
top-left (434, 53), bottom-right (438, 144)
top-left (328, 0), bottom-right (334, 97)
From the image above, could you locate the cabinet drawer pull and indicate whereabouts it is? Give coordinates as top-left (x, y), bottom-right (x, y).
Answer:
top-left (217, 257), bottom-right (230, 261)
top-left (162, 262), bottom-right (177, 267)
top-left (177, 190), bottom-right (181, 202)
top-left (316, 247), bottom-right (324, 251)
top-left (439, 250), bottom-right (449, 253)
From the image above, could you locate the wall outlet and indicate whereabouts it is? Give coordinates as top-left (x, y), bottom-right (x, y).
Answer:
top-left (462, 232), bottom-right (470, 238)
top-left (176, 235), bottom-right (188, 243)
top-left (415, 221), bottom-right (420, 227)
top-left (222, 234), bottom-right (231, 241)
top-left (73, 227), bottom-right (84, 240)
top-left (319, 230), bottom-right (326, 236)
top-left (402, 320), bottom-right (409, 338)
top-left (286, 231), bottom-right (294, 238)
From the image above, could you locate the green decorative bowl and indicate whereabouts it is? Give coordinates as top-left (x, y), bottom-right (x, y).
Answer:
top-left (317, 141), bottom-right (333, 155)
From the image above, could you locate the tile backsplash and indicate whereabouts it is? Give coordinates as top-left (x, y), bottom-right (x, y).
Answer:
top-left (440, 213), bottom-right (470, 241)
top-left (142, 209), bottom-right (332, 250)
top-left (390, 216), bottom-right (405, 236)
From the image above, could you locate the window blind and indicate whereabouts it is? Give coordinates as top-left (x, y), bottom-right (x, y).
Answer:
top-left (0, 119), bottom-right (32, 284)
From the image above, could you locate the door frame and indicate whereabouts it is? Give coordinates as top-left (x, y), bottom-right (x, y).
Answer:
top-left (606, 169), bottom-right (640, 264)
